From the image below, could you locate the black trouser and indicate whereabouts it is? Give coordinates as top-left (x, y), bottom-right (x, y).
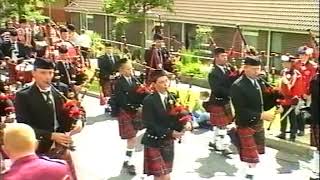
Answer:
top-left (280, 106), bottom-right (297, 137)
top-left (296, 112), bottom-right (306, 132)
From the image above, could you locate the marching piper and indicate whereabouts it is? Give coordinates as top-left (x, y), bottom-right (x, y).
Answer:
top-left (97, 42), bottom-right (120, 113)
top-left (230, 57), bottom-right (282, 180)
top-left (113, 58), bottom-right (145, 175)
top-left (310, 68), bottom-right (319, 180)
top-left (207, 47), bottom-right (238, 155)
top-left (14, 57), bottom-right (83, 179)
top-left (141, 69), bottom-right (192, 180)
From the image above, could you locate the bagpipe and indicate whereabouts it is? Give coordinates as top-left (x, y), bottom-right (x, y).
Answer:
top-left (107, 70), bottom-right (153, 118)
top-left (166, 91), bottom-right (193, 143)
top-left (258, 77), bottom-right (285, 130)
top-left (47, 84), bottom-right (86, 159)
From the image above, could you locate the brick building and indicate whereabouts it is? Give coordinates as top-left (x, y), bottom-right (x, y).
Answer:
top-left (65, 0), bottom-right (319, 56)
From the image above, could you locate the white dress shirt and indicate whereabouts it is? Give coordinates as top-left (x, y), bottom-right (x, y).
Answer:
top-left (158, 92), bottom-right (168, 109)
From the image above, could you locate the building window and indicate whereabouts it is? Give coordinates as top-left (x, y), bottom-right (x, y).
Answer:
top-left (243, 31), bottom-right (259, 48)
top-left (271, 32), bottom-right (282, 54)
top-left (86, 14), bottom-right (94, 30)
top-left (80, 14), bottom-right (94, 30)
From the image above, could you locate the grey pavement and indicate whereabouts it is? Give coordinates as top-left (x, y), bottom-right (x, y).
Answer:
top-left (71, 96), bottom-right (314, 180)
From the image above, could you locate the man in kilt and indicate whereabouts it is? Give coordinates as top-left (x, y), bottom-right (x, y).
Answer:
top-left (113, 58), bottom-right (144, 175)
top-left (14, 58), bottom-right (83, 179)
top-left (144, 34), bottom-right (165, 84)
top-left (230, 57), bottom-right (282, 179)
top-left (142, 70), bottom-right (192, 180)
top-left (97, 42), bottom-right (120, 113)
top-left (310, 68), bottom-right (319, 180)
top-left (208, 47), bottom-right (237, 155)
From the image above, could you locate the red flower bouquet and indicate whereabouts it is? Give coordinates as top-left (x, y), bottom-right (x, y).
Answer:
top-left (136, 84), bottom-right (153, 94)
top-left (63, 100), bottom-right (86, 120)
top-left (167, 98), bottom-right (193, 131)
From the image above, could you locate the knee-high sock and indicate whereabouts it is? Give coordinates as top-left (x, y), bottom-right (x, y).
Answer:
top-left (312, 150), bottom-right (319, 175)
top-left (215, 127), bottom-right (231, 150)
top-left (212, 126), bottom-right (218, 143)
top-left (125, 148), bottom-right (134, 165)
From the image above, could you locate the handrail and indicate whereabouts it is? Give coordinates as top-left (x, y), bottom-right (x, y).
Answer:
top-left (102, 39), bottom-right (215, 60)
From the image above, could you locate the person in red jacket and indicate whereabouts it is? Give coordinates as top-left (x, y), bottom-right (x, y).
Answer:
top-left (2, 123), bottom-right (72, 180)
top-left (293, 46), bottom-right (318, 136)
top-left (276, 55), bottom-right (304, 141)
top-left (294, 46), bottom-right (318, 95)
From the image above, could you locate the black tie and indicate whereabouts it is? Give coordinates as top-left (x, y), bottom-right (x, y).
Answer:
top-left (164, 96), bottom-right (169, 109)
top-left (109, 55), bottom-right (115, 64)
top-left (11, 43), bottom-right (18, 56)
top-left (127, 77), bottom-right (132, 86)
top-left (223, 67), bottom-right (229, 74)
top-left (43, 91), bottom-right (53, 106)
top-left (42, 91), bottom-right (58, 129)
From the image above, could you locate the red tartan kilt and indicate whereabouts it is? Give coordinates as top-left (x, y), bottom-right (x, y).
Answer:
top-left (117, 110), bottom-right (138, 139)
top-left (237, 126), bottom-right (265, 164)
top-left (209, 104), bottom-right (233, 127)
top-left (144, 141), bottom-right (174, 177)
top-left (99, 79), bottom-right (113, 97)
top-left (46, 148), bottom-right (77, 180)
top-left (311, 124), bottom-right (320, 150)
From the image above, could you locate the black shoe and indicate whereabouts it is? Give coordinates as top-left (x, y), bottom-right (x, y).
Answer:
top-left (245, 174), bottom-right (254, 180)
top-left (310, 177), bottom-right (320, 180)
top-left (289, 136), bottom-right (296, 142)
top-left (123, 162), bottom-right (136, 176)
top-left (105, 107), bottom-right (112, 113)
top-left (276, 133), bottom-right (286, 140)
top-left (209, 142), bottom-right (218, 151)
top-left (222, 148), bottom-right (233, 156)
top-left (297, 131), bottom-right (305, 136)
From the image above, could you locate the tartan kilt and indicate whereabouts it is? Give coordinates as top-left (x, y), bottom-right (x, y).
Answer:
top-left (237, 123), bottom-right (265, 164)
top-left (45, 147), bottom-right (77, 180)
top-left (144, 140), bottom-right (174, 177)
top-left (117, 110), bottom-right (138, 139)
top-left (311, 124), bottom-right (320, 150)
top-left (209, 104), bottom-right (233, 127)
top-left (99, 78), bottom-right (113, 97)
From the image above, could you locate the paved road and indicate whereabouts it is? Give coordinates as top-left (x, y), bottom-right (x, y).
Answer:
top-left (71, 96), bottom-right (313, 180)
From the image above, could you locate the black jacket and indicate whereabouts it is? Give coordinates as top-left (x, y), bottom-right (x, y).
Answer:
top-left (208, 65), bottom-right (234, 105)
top-left (230, 75), bottom-right (277, 127)
top-left (55, 61), bottom-right (74, 86)
top-left (14, 84), bottom-right (71, 153)
top-left (311, 73), bottom-right (319, 126)
top-left (114, 76), bottom-right (141, 112)
top-left (97, 54), bottom-right (120, 79)
top-left (141, 92), bottom-right (183, 147)
top-left (0, 42), bottom-right (30, 59)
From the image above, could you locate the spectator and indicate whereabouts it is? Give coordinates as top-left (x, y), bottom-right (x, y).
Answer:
top-left (2, 123), bottom-right (72, 180)
top-left (192, 91), bottom-right (211, 129)
top-left (77, 29), bottom-right (91, 67)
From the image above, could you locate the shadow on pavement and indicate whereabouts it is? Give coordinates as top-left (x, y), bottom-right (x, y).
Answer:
top-left (86, 114), bottom-right (116, 125)
top-left (275, 150), bottom-right (311, 174)
top-left (195, 151), bottom-right (237, 178)
top-left (192, 128), bottom-right (210, 135)
top-left (107, 172), bottom-right (134, 180)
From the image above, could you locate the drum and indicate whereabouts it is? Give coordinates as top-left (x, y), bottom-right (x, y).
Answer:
top-left (15, 63), bottom-right (34, 83)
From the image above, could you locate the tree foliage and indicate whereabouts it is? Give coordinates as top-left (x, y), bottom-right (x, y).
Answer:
top-left (0, 0), bottom-right (54, 21)
top-left (104, 0), bottom-right (174, 17)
